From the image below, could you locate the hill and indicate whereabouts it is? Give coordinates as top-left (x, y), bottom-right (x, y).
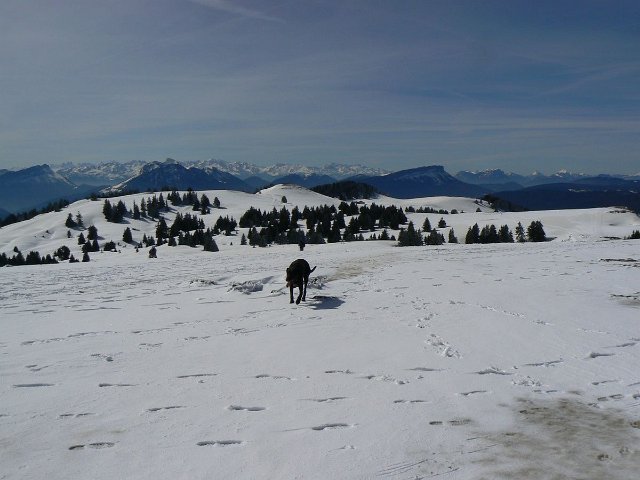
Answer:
top-left (1, 185), bottom-right (639, 479)
top-left (357, 166), bottom-right (488, 198)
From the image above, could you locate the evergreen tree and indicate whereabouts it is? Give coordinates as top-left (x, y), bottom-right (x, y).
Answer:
top-left (156, 217), bottom-right (169, 241)
top-left (133, 202), bottom-right (141, 220)
top-left (240, 233), bottom-right (247, 245)
top-left (55, 245), bottom-right (71, 261)
top-left (65, 213), bottom-right (77, 228)
top-left (515, 222), bottom-right (526, 242)
top-left (123, 227), bottom-right (133, 243)
top-left (448, 228), bottom-right (458, 244)
top-left (422, 217), bottom-right (432, 232)
top-left (380, 229), bottom-right (390, 240)
top-left (398, 222), bottom-right (423, 246)
top-left (82, 252), bottom-right (90, 262)
top-left (87, 225), bottom-right (98, 241)
top-left (628, 230), bottom-right (640, 239)
top-left (213, 197), bottom-right (221, 208)
top-left (527, 221), bottom-right (547, 242)
top-left (498, 225), bottom-right (514, 243)
top-left (78, 232), bottom-right (86, 245)
top-left (438, 217), bottom-right (447, 228)
top-left (465, 223), bottom-right (480, 244)
top-left (425, 229), bottom-right (445, 245)
top-left (75, 212), bottom-right (84, 228)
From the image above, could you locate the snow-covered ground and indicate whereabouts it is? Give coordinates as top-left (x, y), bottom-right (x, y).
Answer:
top-left (1, 186), bottom-right (639, 479)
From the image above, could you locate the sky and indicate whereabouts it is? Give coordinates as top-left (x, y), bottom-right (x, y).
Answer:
top-left (1, 0), bottom-right (639, 175)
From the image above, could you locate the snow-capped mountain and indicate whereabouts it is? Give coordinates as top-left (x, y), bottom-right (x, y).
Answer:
top-left (56, 161), bottom-right (147, 186)
top-left (358, 165), bottom-right (488, 198)
top-left (455, 169), bottom-right (526, 186)
top-left (188, 159), bottom-right (390, 181)
top-left (0, 164), bottom-right (95, 214)
top-left (106, 159), bottom-right (251, 194)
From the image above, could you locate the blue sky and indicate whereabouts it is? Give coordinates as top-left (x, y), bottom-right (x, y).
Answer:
top-left (1, 0), bottom-right (639, 174)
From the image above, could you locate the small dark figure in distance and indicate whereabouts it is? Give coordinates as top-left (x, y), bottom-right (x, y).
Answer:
top-left (286, 259), bottom-right (316, 305)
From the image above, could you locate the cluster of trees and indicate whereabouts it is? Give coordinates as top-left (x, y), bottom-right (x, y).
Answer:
top-left (397, 221), bottom-right (451, 246)
top-left (627, 230), bottom-right (640, 240)
top-left (406, 206), bottom-right (456, 215)
top-left (166, 189), bottom-right (220, 213)
top-left (464, 221), bottom-right (546, 244)
top-left (237, 202), bottom-right (408, 247)
top-left (103, 199), bottom-right (129, 223)
top-left (0, 249), bottom-right (58, 267)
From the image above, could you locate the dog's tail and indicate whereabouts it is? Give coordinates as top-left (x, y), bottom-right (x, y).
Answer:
top-left (310, 266), bottom-right (317, 274)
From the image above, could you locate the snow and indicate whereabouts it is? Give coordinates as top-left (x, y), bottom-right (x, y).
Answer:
top-left (1, 185), bottom-right (640, 479)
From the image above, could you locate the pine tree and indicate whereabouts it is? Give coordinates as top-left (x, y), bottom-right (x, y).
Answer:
top-left (498, 225), bottom-right (514, 243)
top-left (422, 217), bottom-right (432, 232)
top-left (123, 227), bottom-right (133, 243)
top-left (398, 222), bottom-right (423, 246)
top-left (65, 213), bottom-right (77, 228)
top-left (465, 223), bottom-right (480, 244)
top-left (75, 212), bottom-right (84, 228)
top-left (87, 225), bottom-right (98, 241)
top-left (240, 233), bottom-right (247, 245)
top-left (448, 228), bottom-right (458, 243)
top-left (213, 197), bottom-right (221, 208)
top-left (527, 221), bottom-right (546, 242)
top-left (515, 222), bottom-right (526, 242)
top-left (438, 217), bottom-right (447, 228)
top-left (82, 252), bottom-right (90, 262)
top-left (78, 232), bottom-right (86, 245)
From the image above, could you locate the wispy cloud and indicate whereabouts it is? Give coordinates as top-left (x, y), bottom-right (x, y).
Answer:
top-left (188, 0), bottom-right (284, 23)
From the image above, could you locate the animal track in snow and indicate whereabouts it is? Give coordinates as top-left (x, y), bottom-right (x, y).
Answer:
top-left (69, 442), bottom-right (115, 450)
top-left (255, 374), bottom-right (295, 381)
top-left (98, 383), bottom-right (136, 387)
top-left (25, 364), bottom-right (50, 372)
top-left (197, 440), bottom-right (244, 447)
top-left (59, 413), bottom-right (94, 419)
top-left (177, 373), bottom-right (217, 379)
top-left (458, 390), bottom-right (489, 397)
top-left (393, 399), bottom-right (429, 404)
top-left (311, 423), bottom-right (354, 431)
top-left (13, 383), bottom-right (54, 388)
top-left (523, 359), bottom-right (563, 368)
top-left (303, 397), bottom-right (348, 403)
top-left (425, 334), bottom-right (461, 358)
top-left (227, 405), bottom-right (266, 412)
top-left (147, 406), bottom-right (185, 412)
top-left (90, 353), bottom-right (115, 362)
top-left (131, 327), bottom-right (171, 335)
top-left (325, 369), bottom-right (355, 375)
top-left (429, 419), bottom-right (472, 426)
top-left (474, 367), bottom-right (513, 376)
top-left (587, 352), bottom-right (615, 359)
top-left (360, 374), bottom-right (409, 385)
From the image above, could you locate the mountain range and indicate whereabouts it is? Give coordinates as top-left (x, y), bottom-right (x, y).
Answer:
top-left (1, 160), bottom-right (639, 218)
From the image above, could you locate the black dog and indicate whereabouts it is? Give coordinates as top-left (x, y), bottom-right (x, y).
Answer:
top-left (286, 259), bottom-right (316, 304)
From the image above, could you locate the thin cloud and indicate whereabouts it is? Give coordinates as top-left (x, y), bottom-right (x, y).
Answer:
top-left (188, 0), bottom-right (284, 23)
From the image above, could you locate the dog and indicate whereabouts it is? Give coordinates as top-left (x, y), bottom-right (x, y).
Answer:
top-left (286, 259), bottom-right (316, 304)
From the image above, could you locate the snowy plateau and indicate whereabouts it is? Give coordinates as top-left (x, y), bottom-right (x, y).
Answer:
top-left (1, 185), bottom-right (640, 480)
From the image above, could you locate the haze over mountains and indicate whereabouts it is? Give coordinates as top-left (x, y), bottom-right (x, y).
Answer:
top-left (1, 159), bottom-right (639, 217)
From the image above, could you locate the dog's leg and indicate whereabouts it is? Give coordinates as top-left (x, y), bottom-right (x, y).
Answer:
top-left (289, 284), bottom-right (294, 304)
top-left (296, 285), bottom-right (302, 304)
top-left (302, 275), bottom-right (308, 302)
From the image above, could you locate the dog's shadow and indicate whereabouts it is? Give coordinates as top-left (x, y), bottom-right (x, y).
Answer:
top-left (308, 295), bottom-right (344, 310)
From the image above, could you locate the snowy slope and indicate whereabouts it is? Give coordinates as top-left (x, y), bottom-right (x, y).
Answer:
top-left (1, 186), bottom-right (640, 480)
